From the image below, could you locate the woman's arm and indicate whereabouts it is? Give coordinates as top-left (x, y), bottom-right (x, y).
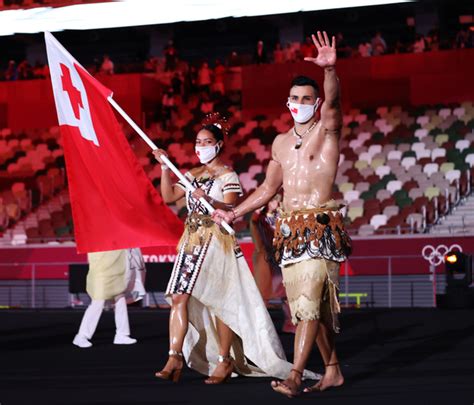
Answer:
top-left (152, 149), bottom-right (186, 204)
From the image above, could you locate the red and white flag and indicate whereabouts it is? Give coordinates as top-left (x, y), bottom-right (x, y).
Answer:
top-left (45, 32), bottom-right (183, 253)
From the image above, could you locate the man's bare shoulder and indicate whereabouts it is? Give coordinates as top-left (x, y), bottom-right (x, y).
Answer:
top-left (271, 130), bottom-right (292, 163)
top-left (272, 129), bottom-right (291, 148)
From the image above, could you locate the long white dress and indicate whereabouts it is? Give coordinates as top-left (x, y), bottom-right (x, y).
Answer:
top-left (166, 170), bottom-right (319, 380)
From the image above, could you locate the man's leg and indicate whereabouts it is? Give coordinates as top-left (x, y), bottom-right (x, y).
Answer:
top-left (113, 294), bottom-right (137, 344)
top-left (73, 299), bottom-right (105, 348)
top-left (271, 319), bottom-right (319, 397)
top-left (281, 299), bottom-right (296, 333)
top-left (272, 259), bottom-right (326, 396)
top-left (294, 319), bottom-right (319, 372)
top-left (305, 311), bottom-right (344, 392)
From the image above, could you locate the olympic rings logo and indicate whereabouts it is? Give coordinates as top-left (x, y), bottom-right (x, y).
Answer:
top-left (421, 244), bottom-right (463, 267)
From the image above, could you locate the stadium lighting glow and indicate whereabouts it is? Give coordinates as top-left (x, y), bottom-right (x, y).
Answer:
top-left (0, 0), bottom-right (413, 36)
top-left (446, 253), bottom-right (458, 264)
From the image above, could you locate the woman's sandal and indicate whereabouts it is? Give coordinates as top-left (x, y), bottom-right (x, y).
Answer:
top-left (155, 350), bottom-right (184, 383)
top-left (204, 355), bottom-right (234, 384)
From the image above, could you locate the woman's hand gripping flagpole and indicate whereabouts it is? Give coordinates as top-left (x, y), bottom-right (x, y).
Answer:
top-left (107, 96), bottom-right (235, 235)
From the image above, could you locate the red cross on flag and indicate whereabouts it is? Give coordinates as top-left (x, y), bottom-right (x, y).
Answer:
top-left (45, 32), bottom-right (183, 253)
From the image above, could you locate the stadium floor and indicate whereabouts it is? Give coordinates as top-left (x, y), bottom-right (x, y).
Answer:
top-left (1, 307), bottom-right (473, 405)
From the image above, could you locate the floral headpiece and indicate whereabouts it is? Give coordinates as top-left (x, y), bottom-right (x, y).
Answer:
top-left (202, 112), bottom-right (230, 137)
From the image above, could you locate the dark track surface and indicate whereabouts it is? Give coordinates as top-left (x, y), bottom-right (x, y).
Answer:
top-left (1, 308), bottom-right (474, 405)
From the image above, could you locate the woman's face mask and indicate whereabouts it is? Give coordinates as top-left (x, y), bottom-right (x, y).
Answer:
top-left (195, 142), bottom-right (221, 164)
top-left (287, 97), bottom-right (321, 123)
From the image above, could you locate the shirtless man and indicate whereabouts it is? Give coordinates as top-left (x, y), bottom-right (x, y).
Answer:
top-left (212, 31), bottom-right (352, 397)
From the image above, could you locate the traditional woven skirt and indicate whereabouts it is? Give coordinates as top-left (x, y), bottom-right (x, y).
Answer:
top-left (273, 201), bottom-right (352, 332)
top-left (282, 258), bottom-right (341, 332)
top-left (167, 213), bottom-right (234, 295)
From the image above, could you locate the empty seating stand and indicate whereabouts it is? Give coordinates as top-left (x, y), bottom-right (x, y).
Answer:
top-left (1, 100), bottom-right (474, 243)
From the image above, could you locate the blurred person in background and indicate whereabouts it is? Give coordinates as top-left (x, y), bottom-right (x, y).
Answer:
top-left (100, 55), bottom-right (114, 75)
top-left (72, 248), bottom-right (145, 348)
top-left (253, 40), bottom-right (268, 64)
top-left (212, 59), bottom-right (226, 95)
top-left (5, 60), bottom-right (18, 81)
top-left (371, 30), bottom-right (387, 55)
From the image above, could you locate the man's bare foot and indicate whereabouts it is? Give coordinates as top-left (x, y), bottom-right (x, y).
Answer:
top-left (271, 369), bottom-right (302, 398)
top-left (271, 379), bottom-right (301, 398)
top-left (303, 364), bottom-right (344, 393)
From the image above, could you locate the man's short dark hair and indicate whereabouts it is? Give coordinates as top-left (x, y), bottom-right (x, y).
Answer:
top-left (290, 75), bottom-right (320, 97)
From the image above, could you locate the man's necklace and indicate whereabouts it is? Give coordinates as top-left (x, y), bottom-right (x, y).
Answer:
top-left (293, 121), bottom-right (317, 149)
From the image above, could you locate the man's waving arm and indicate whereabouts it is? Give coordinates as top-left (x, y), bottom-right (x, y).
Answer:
top-left (304, 31), bottom-right (342, 133)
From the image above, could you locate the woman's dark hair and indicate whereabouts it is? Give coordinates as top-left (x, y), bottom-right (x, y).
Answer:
top-left (202, 123), bottom-right (224, 142)
top-left (200, 112), bottom-right (229, 143)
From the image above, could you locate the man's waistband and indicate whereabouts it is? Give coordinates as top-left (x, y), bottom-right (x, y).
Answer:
top-left (279, 199), bottom-right (344, 219)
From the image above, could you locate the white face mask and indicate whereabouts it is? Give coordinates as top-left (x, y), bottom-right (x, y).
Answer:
top-left (195, 143), bottom-right (221, 164)
top-left (287, 98), bottom-right (321, 123)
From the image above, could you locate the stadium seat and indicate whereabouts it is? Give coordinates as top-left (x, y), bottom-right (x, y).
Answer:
top-left (407, 213), bottom-right (423, 231)
top-left (387, 150), bottom-right (402, 161)
top-left (370, 214), bottom-right (388, 229)
top-left (383, 205), bottom-right (399, 219)
top-left (416, 149), bottom-right (431, 160)
top-left (424, 186), bottom-right (440, 200)
top-left (375, 165), bottom-right (390, 178)
top-left (376, 189), bottom-right (391, 201)
top-left (414, 128), bottom-right (429, 139)
top-left (455, 139), bottom-right (470, 152)
top-left (344, 190), bottom-right (361, 204)
top-left (354, 160), bottom-right (369, 170)
top-left (423, 163), bottom-right (439, 177)
top-left (440, 162), bottom-right (455, 173)
top-left (358, 224), bottom-right (375, 236)
top-left (355, 182), bottom-right (370, 193)
top-left (339, 182), bottom-right (354, 193)
top-left (348, 206), bottom-right (364, 221)
top-left (435, 134), bottom-right (449, 146)
top-left (445, 169), bottom-right (461, 184)
top-left (408, 188), bottom-right (423, 200)
top-left (453, 107), bottom-right (465, 119)
top-left (411, 142), bottom-right (425, 152)
top-left (401, 156), bottom-right (416, 170)
top-left (438, 108), bottom-right (451, 119)
top-left (431, 148), bottom-right (446, 160)
top-left (465, 153), bottom-right (474, 167)
top-left (386, 180), bottom-right (402, 194)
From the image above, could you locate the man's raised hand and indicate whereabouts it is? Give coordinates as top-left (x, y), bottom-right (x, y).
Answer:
top-left (304, 31), bottom-right (336, 68)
